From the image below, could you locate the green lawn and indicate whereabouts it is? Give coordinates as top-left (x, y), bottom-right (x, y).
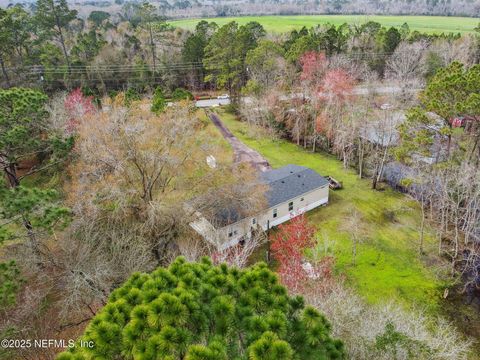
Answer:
top-left (216, 109), bottom-right (447, 313)
top-left (170, 15), bottom-right (480, 34)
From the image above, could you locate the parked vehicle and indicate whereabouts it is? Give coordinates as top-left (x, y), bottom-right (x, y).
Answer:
top-left (217, 94), bottom-right (230, 99)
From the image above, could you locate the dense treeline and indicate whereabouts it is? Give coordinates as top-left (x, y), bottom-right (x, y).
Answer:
top-left (1, 0), bottom-right (479, 96)
top-left (164, 0), bottom-right (480, 19)
top-left (5, 0), bottom-right (480, 19)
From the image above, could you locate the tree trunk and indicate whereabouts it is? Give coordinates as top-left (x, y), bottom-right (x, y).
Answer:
top-left (4, 161), bottom-right (19, 187)
top-left (303, 126), bottom-right (307, 148)
top-left (358, 137), bottom-right (364, 179)
top-left (372, 170), bottom-right (378, 190)
top-left (58, 27), bottom-right (70, 70)
top-left (468, 132), bottom-right (479, 164)
top-left (2, 159), bottom-right (43, 262)
top-left (295, 118), bottom-right (300, 145)
top-left (352, 236), bottom-right (357, 266)
top-left (446, 133), bottom-right (451, 159)
top-left (13, 31), bottom-right (24, 65)
top-left (454, 214), bottom-right (459, 259)
top-left (419, 196), bottom-right (425, 254)
top-left (373, 145), bottom-right (388, 189)
top-left (149, 24), bottom-right (156, 78)
top-left (54, 9), bottom-right (71, 75)
top-left (24, 44), bottom-right (31, 59)
top-left (0, 55), bottom-right (11, 87)
top-left (438, 230), bottom-right (443, 255)
top-left (438, 205), bottom-right (446, 255)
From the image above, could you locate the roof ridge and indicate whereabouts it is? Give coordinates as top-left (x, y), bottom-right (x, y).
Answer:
top-left (267, 168), bottom-right (310, 183)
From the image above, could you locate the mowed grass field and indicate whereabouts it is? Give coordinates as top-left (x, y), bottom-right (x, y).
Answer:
top-left (215, 109), bottom-right (448, 313)
top-left (170, 15), bottom-right (480, 34)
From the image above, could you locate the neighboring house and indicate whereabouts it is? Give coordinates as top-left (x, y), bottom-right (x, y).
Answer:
top-left (360, 110), bottom-right (405, 148)
top-left (190, 164), bottom-right (329, 250)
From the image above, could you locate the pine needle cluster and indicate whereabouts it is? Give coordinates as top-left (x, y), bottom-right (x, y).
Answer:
top-left (58, 257), bottom-right (344, 360)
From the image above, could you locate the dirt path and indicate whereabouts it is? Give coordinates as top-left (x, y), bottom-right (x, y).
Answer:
top-left (207, 111), bottom-right (271, 172)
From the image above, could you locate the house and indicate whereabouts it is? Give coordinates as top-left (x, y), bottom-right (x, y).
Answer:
top-left (189, 164), bottom-right (329, 250)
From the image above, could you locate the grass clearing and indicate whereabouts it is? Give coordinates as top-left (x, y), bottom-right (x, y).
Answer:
top-left (170, 15), bottom-right (480, 34)
top-left (216, 108), bottom-right (447, 313)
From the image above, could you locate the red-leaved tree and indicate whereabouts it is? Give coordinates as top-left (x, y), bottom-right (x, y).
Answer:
top-left (270, 214), bottom-right (316, 291)
top-left (300, 51), bottom-right (327, 86)
top-left (297, 51), bottom-right (355, 152)
top-left (315, 111), bottom-right (334, 141)
top-left (64, 88), bottom-right (96, 134)
top-left (319, 69), bottom-right (355, 103)
top-left (315, 69), bottom-right (355, 150)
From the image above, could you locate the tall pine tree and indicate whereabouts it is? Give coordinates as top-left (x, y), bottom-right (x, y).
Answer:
top-left (58, 257), bottom-right (345, 360)
top-left (34, 0), bottom-right (77, 71)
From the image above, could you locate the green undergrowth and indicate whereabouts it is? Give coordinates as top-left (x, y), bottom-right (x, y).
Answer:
top-left (216, 109), bottom-right (447, 314)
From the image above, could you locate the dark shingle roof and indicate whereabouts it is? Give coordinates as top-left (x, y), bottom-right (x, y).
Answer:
top-left (190, 165), bottom-right (328, 228)
top-left (211, 207), bottom-right (243, 228)
top-left (261, 164), bottom-right (329, 208)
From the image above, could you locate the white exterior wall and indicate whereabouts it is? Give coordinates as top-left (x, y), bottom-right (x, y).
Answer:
top-left (216, 184), bottom-right (329, 249)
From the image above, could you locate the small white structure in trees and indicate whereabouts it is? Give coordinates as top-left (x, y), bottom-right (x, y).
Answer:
top-left (302, 261), bottom-right (320, 279)
top-left (206, 155), bottom-right (217, 169)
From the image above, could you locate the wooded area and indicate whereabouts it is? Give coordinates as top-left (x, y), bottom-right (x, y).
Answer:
top-left (1, 1), bottom-right (480, 359)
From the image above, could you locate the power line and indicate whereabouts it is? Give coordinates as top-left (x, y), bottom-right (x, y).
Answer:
top-left (4, 62), bottom-right (206, 72)
top-left (2, 50), bottom-right (423, 74)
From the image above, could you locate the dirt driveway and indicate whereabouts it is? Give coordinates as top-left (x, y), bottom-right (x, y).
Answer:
top-left (207, 111), bottom-right (271, 172)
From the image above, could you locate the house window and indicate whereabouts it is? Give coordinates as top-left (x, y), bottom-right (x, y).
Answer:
top-left (252, 218), bottom-right (256, 225)
top-left (288, 201), bottom-right (294, 211)
top-left (273, 209), bottom-right (277, 218)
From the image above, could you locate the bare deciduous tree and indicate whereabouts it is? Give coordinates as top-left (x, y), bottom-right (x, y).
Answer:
top-left (429, 35), bottom-right (478, 69)
top-left (301, 272), bottom-right (472, 360)
top-left (212, 230), bottom-right (268, 268)
top-left (385, 40), bottom-right (428, 89)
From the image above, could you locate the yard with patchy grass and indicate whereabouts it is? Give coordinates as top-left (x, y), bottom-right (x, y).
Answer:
top-left (215, 109), bottom-right (449, 314)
